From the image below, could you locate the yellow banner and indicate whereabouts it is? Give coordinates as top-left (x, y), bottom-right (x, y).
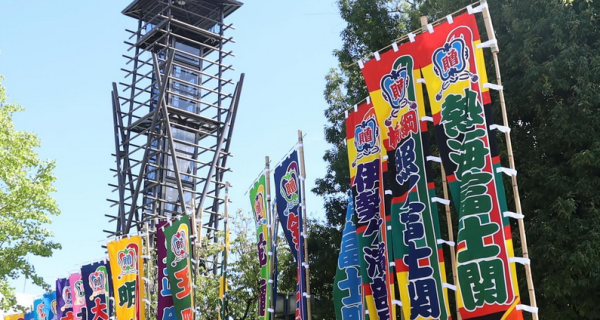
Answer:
top-left (107, 236), bottom-right (146, 320)
top-left (4, 313), bottom-right (24, 320)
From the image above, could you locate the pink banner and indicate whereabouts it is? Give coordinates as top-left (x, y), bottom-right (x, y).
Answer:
top-left (69, 273), bottom-right (85, 320)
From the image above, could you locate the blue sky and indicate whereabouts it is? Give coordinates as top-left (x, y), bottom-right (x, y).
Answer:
top-left (0, 0), bottom-right (345, 295)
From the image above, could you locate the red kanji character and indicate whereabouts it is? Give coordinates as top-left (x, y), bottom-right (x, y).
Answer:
top-left (174, 266), bottom-right (191, 299)
top-left (90, 298), bottom-right (108, 320)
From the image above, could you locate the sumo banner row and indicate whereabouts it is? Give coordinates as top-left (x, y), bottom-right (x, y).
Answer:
top-left (8, 204), bottom-right (227, 320)
top-left (334, 2), bottom-right (539, 320)
top-left (248, 131), bottom-right (312, 320)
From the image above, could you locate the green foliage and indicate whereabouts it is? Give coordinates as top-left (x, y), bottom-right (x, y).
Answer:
top-left (314, 0), bottom-right (600, 319)
top-left (0, 76), bottom-right (61, 310)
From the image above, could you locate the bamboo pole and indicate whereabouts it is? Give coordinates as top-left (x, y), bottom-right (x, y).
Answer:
top-left (191, 196), bottom-right (201, 279)
top-left (265, 156), bottom-right (276, 320)
top-left (297, 130), bottom-right (313, 320)
top-left (480, 2), bottom-right (538, 318)
top-left (269, 210), bottom-right (280, 317)
top-left (420, 15), bottom-right (462, 320)
top-left (441, 165), bottom-right (461, 320)
top-left (144, 221), bottom-right (152, 317)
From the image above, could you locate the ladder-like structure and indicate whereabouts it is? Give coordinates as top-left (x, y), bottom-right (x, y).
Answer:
top-left (107, 0), bottom-right (243, 273)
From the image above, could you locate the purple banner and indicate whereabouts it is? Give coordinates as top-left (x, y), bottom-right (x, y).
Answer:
top-left (56, 278), bottom-right (73, 320)
top-left (157, 221), bottom-right (176, 320)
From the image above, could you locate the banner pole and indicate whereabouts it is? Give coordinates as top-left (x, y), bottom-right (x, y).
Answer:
top-left (191, 196), bottom-right (200, 279)
top-left (270, 209), bottom-right (279, 318)
top-left (265, 156), bottom-right (276, 320)
top-left (297, 130), bottom-right (313, 320)
top-left (480, 2), bottom-right (538, 319)
top-left (420, 15), bottom-right (461, 320)
top-left (144, 222), bottom-right (152, 319)
top-left (441, 165), bottom-right (461, 320)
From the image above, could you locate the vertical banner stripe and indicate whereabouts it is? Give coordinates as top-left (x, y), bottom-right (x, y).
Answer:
top-left (249, 174), bottom-right (271, 320)
top-left (157, 221), bottom-right (176, 320)
top-left (107, 236), bottom-right (146, 320)
top-left (69, 273), bottom-right (86, 320)
top-left (417, 12), bottom-right (522, 320)
top-left (56, 278), bottom-right (73, 320)
top-left (164, 215), bottom-right (195, 320)
top-left (345, 101), bottom-right (392, 320)
top-left (333, 194), bottom-right (363, 320)
top-left (360, 36), bottom-right (451, 320)
top-left (273, 150), bottom-right (309, 320)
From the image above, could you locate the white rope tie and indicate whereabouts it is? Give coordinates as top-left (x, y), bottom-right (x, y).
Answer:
top-left (516, 305), bottom-right (539, 314)
top-left (503, 211), bottom-right (525, 220)
top-left (467, 3), bottom-right (488, 14)
top-left (497, 167), bottom-right (518, 177)
top-left (510, 257), bottom-right (531, 265)
top-left (477, 39), bottom-right (498, 49)
top-left (426, 156), bottom-right (442, 163)
top-left (483, 83), bottom-right (503, 91)
top-left (490, 124), bottom-right (511, 133)
top-left (442, 283), bottom-right (457, 291)
top-left (437, 239), bottom-right (455, 247)
top-left (432, 197), bottom-right (450, 205)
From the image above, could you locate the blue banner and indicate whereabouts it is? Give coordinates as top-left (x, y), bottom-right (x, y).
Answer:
top-left (273, 150), bottom-right (302, 260)
top-left (273, 150), bottom-right (308, 320)
top-left (34, 292), bottom-right (56, 320)
top-left (333, 194), bottom-right (363, 320)
top-left (81, 262), bottom-right (113, 320)
top-left (56, 278), bottom-right (73, 320)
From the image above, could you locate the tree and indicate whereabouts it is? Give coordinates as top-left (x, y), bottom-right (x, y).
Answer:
top-left (316, 0), bottom-right (600, 319)
top-left (0, 76), bottom-right (61, 310)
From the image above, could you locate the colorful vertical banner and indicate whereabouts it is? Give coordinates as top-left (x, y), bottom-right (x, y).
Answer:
top-left (345, 101), bottom-right (392, 320)
top-left (164, 216), bottom-right (194, 320)
top-left (334, 194), bottom-right (363, 320)
top-left (56, 278), bottom-right (73, 320)
top-left (273, 150), bottom-right (308, 320)
top-left (107, 236), bottom-right (146, 320)
top-left (360, 37), bottom-right (451, 319)
top-left (4, 313), bottom-right (24, 320)
top-left (34, 291), bottom-right (56, 320)
top-left (69, 273), bottom-right (86, 320)
top-left (81, 262), bottom-right (111, 320)
top-left (249, 174), bottom-right (271, 320)
top-left (157, 221), bottom-right (176, 320)
top-left (417, 12), bottom-right (522, 320)
top-left (24, 312), bottom-right (34, 320)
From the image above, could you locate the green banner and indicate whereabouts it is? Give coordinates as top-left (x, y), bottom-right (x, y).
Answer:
top-left (249, 174), bottom-right (271, 320)
top-left (165, 215), bottom-right (194, 320)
